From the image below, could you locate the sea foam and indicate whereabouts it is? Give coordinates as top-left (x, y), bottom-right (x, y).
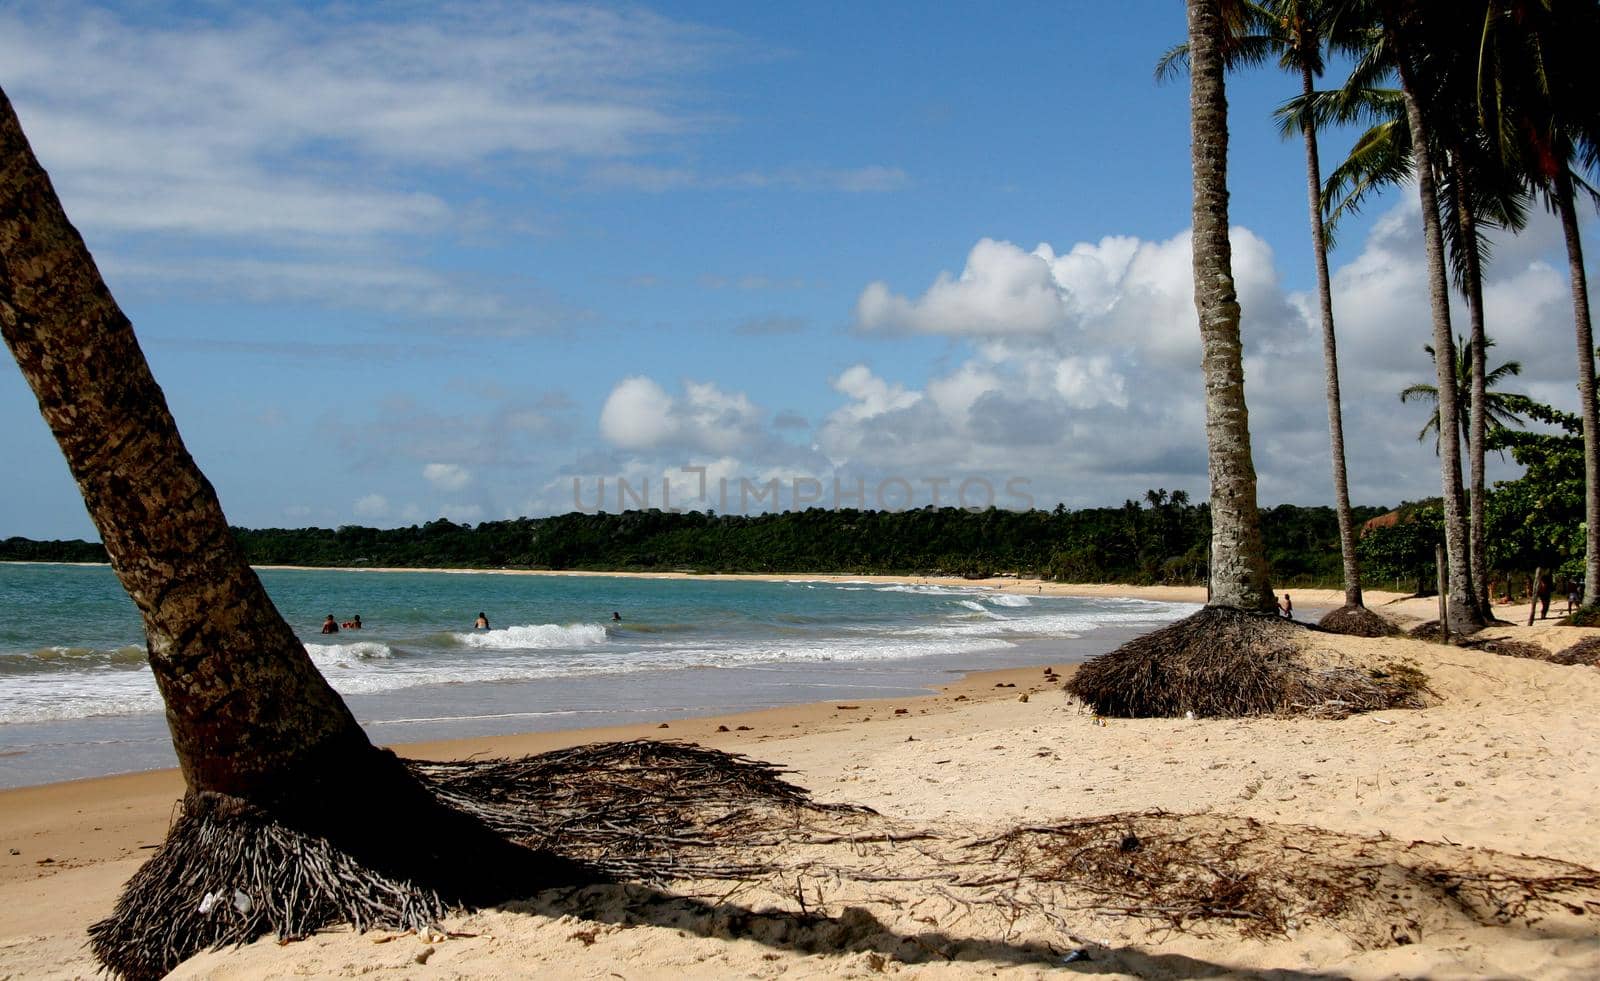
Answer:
top-left (456, 623), bottom-right (609, 650)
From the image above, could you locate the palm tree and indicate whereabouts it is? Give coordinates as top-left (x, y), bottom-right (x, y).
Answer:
top-left (0, 86), bottom-right (585, 977)
top-left (1160, 0), bottom-right (1370, 612)
top-left (1325, 0), bottom-right (1483, 632)
top-left (1188, 0), bottom-right (1277, 611)
top-left (1400, 336), bottom-right (1529, 451)
top-left (1318, 6), bottom-right (1537, 618)
top-left (1478, 0), bottom-right (1600, 605)
top-left (1267, 0), bottom-right (1369, 610)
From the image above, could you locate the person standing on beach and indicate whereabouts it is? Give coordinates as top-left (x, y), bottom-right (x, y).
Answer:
top-left (1278, 594), bottom-right (1293, 620)
top-left (320, 614), bottom-right (339, 635)
top-left (474, 612), bottom-right (490, 630)
top-left (1537, 574), bottom-right (1554, 619)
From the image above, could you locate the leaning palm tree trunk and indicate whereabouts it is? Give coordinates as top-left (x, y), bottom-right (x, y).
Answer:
top-left (1190, 0), bottom-right (1275, 612)
top-left (1393, 62), bottom-right (1481, 633)
top-left (1299, 61), bottom-right (1363, 609)
top-left (0, 89), bottom-right (365, 797)
top-left (1553, 166), bottom-right (1600, 606)
top-left (0, 85), bottom-right (585, 979)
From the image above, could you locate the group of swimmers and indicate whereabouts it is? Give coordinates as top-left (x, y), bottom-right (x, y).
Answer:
top-left (320, 610), bottom-right (624, 634)
top-left (320, 614), bottom-right (361, 634)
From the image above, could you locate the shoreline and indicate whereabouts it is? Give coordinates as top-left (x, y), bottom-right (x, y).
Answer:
top-left (2, 558), bottom-right (1410, 604)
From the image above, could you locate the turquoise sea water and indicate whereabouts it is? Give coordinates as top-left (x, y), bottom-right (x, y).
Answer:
top-left (0, 564), bottom-right (1196, 787)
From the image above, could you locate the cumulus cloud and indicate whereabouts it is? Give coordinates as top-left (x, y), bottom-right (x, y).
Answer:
top-left (423, 463), bottom-right (473, 492)
top-left (855, 238), bottom-right (1070, 335)
top-left (599, 376), bottom-right (765, 454)
top-left (588, 204), bottom-right (1591, 513)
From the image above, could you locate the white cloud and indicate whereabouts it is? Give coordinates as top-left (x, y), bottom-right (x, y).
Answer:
top-left (598, 376), bottom-right (764, 454)
top-left (353, 493), bottom-right (390, 519)
top-left (599, 377), bottom-right (679, 450)
top-left (855, 238), bottom-right (1070, 335)
top-left (0, 3), bottom-right (716, 241)
top-left (602, 204), bottom-right (1594, 512)
top-left (422, 463), bottom-right (472, 492)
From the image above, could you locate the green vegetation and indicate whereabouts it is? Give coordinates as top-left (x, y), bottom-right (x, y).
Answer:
top-left (2, 494), bottom-right (1388, 586)
top-left (1358, 395), bottom-right (1589, 594)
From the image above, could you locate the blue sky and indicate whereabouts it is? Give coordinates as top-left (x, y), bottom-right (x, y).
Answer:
top-left (1, 0), bottom-right (1595, 538)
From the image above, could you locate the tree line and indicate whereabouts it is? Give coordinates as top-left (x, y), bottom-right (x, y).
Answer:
top-left (1, 494), bottom-right (1390, 586)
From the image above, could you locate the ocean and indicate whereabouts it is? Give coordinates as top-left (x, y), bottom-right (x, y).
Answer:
top-left (0, 563), bottom-right (1196, 788)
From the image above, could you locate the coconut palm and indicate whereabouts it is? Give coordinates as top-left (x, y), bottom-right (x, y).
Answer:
top-left (1400, 337), bottom-right (1530, 452)
top-left (1317, 5), bottom-right (1537, 618)
top-left (1320, 0), bottom-right (1485, 631)
top-left (1188, 0), bottom-right (1277, 611)
top-left (1160, 0), bottom-right (1371, 613)
top-left (0, 86), bottom-right (587, 977)
top-left (1477, 0), bottom-right (1600, 604)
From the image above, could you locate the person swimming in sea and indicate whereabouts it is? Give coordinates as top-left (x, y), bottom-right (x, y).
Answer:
top-left (612, 611), bottom-right (621, 622)
top-left (474, 612), bottom-right (490, 630)
top-left (341, 614), bottom-right (362, 630)
top-left (320, 614), bottom-right (339, 634)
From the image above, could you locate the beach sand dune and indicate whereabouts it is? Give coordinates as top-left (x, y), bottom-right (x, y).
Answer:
top-left (3, 588), bottom-right (1599, 978)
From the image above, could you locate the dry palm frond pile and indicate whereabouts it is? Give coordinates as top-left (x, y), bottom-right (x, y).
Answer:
top-left (1066, 607), bottom-right (1428, 718)
top-left (1455, 635), bottom-right (1600, 666)
top-left (1551, 637), bottom-right (1600, 666)
top-left (89, 741), bottom-right (860, 980)
top-left (1317, 603), bottom-right (1398, 637)
top-left (1463, 637), bottom-right (1552, 661)
top-left (414, 739), bottom-right (871, 882)
top-left (969, 811), bottom-right (1600, 942)
top-left (88, 792), bottom-right (451, 981)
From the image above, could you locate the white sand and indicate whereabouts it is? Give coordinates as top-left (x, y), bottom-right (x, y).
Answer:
top-left (3, 587), bottom-right (1599, 979)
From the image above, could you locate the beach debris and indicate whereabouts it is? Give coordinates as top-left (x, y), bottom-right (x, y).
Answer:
top-left (414, 945), bottom-right (435, 964)
top-left (836, 704), bottom-right (860, 710)
top-left (1463, 634), bottom-right (1600, 667)
top-left (735, 725), bottom-right (752, 731)
top-left (1317, 604), bottom-right (1399, 637)
top-left (196, 891), bottom-right (220, 915)
top-left (971, 809), bottom-right (1600, 941)
top-left (232, 889), bottom-right (253, 914)
top-left (716, 725), bottom-right (730, 732)
top-left (894, 708), bottom-right (909, 715)
top-left (1552, 637), bottom-right (1600, 665)
top-left (1017, 693), bottom-right (1029, 703)
top-left (1069, 607), bottom-right (1431, 719)
top-left (657, 723), bottom-right (669, 729)
top-left (1062, 948), bottom-right (1092, 963)
top-left (7, 848), bottom-right (18, 855)
top-left (413, 740), bottom-right (874, 884)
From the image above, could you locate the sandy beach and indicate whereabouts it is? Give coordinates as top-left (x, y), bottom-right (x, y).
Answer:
top-left (3, 581), bottom-right (1598, 979)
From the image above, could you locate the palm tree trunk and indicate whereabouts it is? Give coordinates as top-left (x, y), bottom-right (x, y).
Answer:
top-left (1450, 158), bottom-right (1490, 618)
top-left (1, 82), bottom-right (586, 979)
top-left (0, 88), bottom-right (376, 800)
top-left (1554, 165), bottom-right (1600, 606)
top-left (1300, 63), bottom-right (1362, 609)
top-left (1391, 34), bottom-right (1481, 633)
top-left (1189, 0), bottom-right (1275, 612)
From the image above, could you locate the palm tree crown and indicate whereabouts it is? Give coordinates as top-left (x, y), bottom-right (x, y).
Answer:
top-left (1399, 335), bottom-right (1528, 450)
